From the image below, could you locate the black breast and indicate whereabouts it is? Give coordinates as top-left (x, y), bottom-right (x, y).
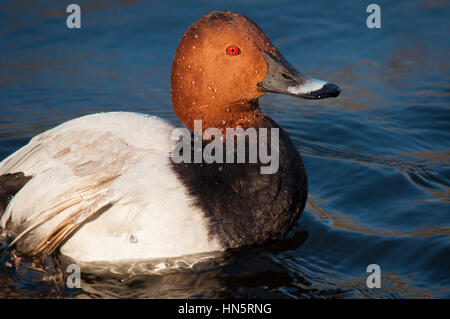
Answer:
top-left (170, 117), bottom-right (308, 249)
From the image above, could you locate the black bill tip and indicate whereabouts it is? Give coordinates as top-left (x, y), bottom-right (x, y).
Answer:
top-left (304, 82), bottom-right (341, 99)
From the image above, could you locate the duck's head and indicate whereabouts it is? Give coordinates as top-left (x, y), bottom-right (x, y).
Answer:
top-left (171, 11), bottom-right (340, 132)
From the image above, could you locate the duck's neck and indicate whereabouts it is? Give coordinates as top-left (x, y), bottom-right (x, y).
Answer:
top-left (174, 99), bottom-right (266, 135)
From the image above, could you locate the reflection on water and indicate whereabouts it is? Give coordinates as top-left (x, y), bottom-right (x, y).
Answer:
top-left (0, 0), bottom-right (449, 298)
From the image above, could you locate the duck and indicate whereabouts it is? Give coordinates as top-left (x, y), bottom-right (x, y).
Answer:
top-left (0, 11), bottom-right (340, 263)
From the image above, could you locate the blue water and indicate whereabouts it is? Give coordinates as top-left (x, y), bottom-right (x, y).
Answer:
top-left (0, 0), bottom-right (449, 298)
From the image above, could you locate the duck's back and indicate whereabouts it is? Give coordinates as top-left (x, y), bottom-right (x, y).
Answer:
top-left (0, 112), bottom-right (222, 262)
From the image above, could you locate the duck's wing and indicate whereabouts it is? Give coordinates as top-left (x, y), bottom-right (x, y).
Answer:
top-left (0, 112), bottom-right (177, 259)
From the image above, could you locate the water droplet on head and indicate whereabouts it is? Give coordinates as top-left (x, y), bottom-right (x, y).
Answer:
top-left (194, 34), bottom-right (198, 39)
top-left (191, 80), bottom-right (195, 85)
top-left (220, 120), bottom-right (226, 125)
top-left (187, 64), bottom-right (191, 69)
top-left (255, 70), bottom-right (259, 74)
top-left (225, 108), bottom-right (230, 113)
top-left (129, 233), bottom-right (138, 244)
top-left (207, 86), bottom-right (212, 90)
top-left (213, 88), bottom-right (217, 92)
top-left (266, 42), bottom-right (270, 46)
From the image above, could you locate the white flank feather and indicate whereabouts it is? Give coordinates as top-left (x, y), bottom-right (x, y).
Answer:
top-left (0, 112), bottom-right (222, 262)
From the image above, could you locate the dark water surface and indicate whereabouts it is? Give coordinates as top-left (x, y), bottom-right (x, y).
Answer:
top-left (0, 0), bottom-right (449, 298)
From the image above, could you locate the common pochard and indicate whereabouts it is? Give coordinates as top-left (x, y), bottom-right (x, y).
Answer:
top-left (0, 11), bottom-right (340, 262)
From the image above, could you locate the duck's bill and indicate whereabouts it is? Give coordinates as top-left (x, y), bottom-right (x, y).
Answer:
top-left (257, 51), bottom-right (341, 99)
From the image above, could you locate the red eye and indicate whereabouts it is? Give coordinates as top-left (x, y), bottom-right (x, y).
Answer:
top-left (226, 45), bottom-right (240, 56)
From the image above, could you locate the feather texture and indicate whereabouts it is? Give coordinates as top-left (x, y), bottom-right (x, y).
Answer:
top-left (0, 112), bottom-right (222, 262)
